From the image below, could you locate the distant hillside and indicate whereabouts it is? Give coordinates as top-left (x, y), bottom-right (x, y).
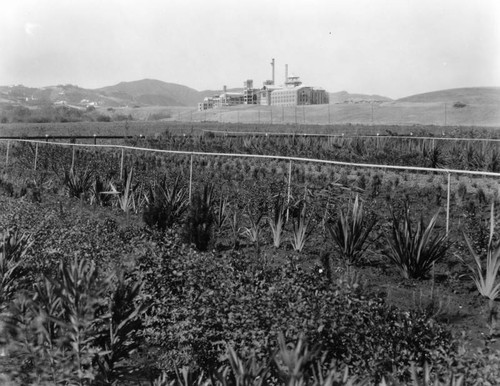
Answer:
top-left (95, 79), bottom-right (204, 107)
top-left (329, 91), bottom-right (392, 104)
top-left (397, 87), bottom-right (500, 105)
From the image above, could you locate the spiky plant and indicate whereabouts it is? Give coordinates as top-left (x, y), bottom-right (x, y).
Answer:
top-left (63, 167), bottom-right (93, 199)
top-left (268, 193), bottom-right (287, 248)
top-left (143, 174), bottom-right (189, 230)
top-left (327, 194), bottom-right (377, 266)
top-left (290, 199), bottom-right (312, 253)
top-left (103, 168), bottom-right (138, 214)
top-left (461, 203), bottom-right (500, 301)
top-left (384, 204), bottom-right (449, 279)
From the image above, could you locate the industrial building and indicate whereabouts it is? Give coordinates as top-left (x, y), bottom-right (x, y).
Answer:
top-left (197, 59), bottom-right (329, 111)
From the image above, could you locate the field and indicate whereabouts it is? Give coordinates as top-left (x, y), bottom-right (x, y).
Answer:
top-left (1, 123), bottom-right (500, 384)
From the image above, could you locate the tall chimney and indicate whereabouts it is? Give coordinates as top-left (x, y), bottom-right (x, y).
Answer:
top-left (271, 58), bottom-right (275, 85)
top-left (285, 64), bottom-right (288, 84)
top-left (223, 85), bottom-right (227, 94)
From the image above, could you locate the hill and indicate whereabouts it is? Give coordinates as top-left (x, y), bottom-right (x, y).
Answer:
top-left (95, 79), bottom-right (203, 107)
top-left (329, 91), bottom-right (392, 104)
top-left (397, 87), bottom-right (500, 105)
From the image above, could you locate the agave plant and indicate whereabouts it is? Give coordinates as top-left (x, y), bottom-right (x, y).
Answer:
top-left (63, 166), bottom-right (93, 199)
top-left (461, 203), bottom-right (500, 301)
top-left (143, 174), bottom-right (189, 230)
top-left (384, 204), bottom-right (449, 279)
top-left (327, 194), bottom-right (377, 266)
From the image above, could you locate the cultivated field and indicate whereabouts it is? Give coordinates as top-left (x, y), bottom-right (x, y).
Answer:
top-left (1, 125), bottom-right (500, 384)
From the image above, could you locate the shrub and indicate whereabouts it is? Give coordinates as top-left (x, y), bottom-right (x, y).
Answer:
top-left (136, 234), bottom-right (455, 380)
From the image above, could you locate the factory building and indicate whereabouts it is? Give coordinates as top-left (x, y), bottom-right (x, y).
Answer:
top-left (197, 59), bottom-right (329, 110)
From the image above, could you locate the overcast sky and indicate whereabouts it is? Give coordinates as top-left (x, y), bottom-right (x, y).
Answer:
top-left (1, 0), bottom-right (499, 99)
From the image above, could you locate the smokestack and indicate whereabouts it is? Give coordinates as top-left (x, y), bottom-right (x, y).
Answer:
top-left (285, 64), bottom-right (288, 84)
top-left (271, 58), bottom-right (275, 85)
top-left (223, 85), bottom-right (227, 94)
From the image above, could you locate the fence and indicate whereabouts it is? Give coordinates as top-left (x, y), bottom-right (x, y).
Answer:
top-left (2, 138), bottom-right (500, 234)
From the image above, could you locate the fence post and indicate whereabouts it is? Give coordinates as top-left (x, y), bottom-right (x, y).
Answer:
top-left (71, 146), bottom-right (76, 171)
top-left (5, 141), bottom-right (9, 167)
top-left (120, 149), bottom-right (125, 180)
top-left (189, 154), bottom-right (193, 203)
top-left (34, 142), bottom-right (39, 171)
top-left (287, 160), bottom-right (292, 221)
top-left (446, 172), bottom-right (451, 234)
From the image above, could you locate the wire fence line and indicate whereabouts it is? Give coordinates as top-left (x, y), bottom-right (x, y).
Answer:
top-left (2, 138), bottom-right (500, 233)
top-left (201, 129), bottom-right (500, 143)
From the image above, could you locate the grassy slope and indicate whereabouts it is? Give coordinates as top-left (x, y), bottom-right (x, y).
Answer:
top-left (190, 102), bottom-right (500, 127)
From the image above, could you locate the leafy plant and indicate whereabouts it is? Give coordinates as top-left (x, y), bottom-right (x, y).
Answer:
top-left (0, 228), bottom-right (32, 311)
top-left (384, 204), bottom-right (450, 279)
top-left (290, 199), bottom-right (312, 252)
top-left (327, 195), bottom-right (377, 266)
top-left (103, 168), bottom-right (138, 213)
top-left (268, 193), bottom-right (287, 248)
top-left (93, 273), bottom-right (148, 385)
top-left (143, 174), bottom-right (189, 230)
top-left (183, 183), bottom-right (215, 251)
top-left (64, 166), bottom-right (93, 199)
top-left (242, 207), bottom-right (264, 251)
top-left (461, 203), bottom-right (500, 301)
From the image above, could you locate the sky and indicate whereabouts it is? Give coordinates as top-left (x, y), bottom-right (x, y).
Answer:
top-left (0, 0), bottom-right (499, 99)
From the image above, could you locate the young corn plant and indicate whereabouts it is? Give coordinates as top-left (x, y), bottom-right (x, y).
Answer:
top-left (327, 194), bottom-right (377, 266)
top-left (384, 204), bottom-right (449, 279)
top-left (290, 199), bottom-right (312, 253)
top-left (268, 193), bottom-right (287, 248)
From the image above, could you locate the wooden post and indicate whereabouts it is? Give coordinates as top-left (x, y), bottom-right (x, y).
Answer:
top-left (34, 142), bottom-right (39, 171)
top-left (446, 172), bottom-right (451, 234)
top-left (71, 146), bottom-right (76, 171)
top-left (120, 149), bottom-right (125, 180)
top-left (5, 141), bottom-right (9, 167)
top-left (286, 160), bottom-right (292, 221)
top-left (189, 154), bottom-right (193, 203)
